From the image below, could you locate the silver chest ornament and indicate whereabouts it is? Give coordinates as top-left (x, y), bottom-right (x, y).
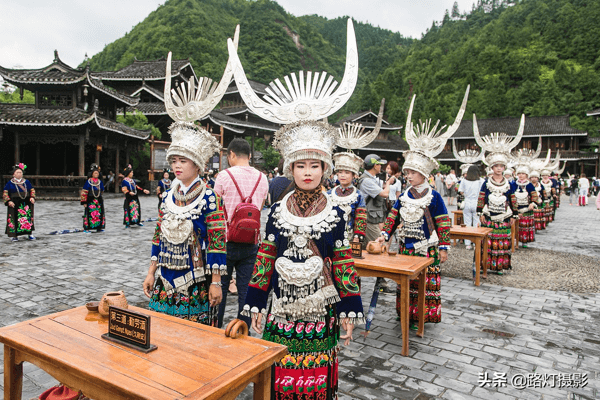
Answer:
top-left (398, 188), bottom-right (433, 240)
top-left (515, 185), bottom-right (529, 207)
top-left (486, 179), bottom-right (510, 214)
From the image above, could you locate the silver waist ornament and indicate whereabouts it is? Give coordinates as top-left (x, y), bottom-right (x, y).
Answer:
top-left (397, 188), bottom-right (434, 241)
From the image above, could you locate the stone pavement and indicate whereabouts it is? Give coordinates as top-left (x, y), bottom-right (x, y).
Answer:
top-left (0, 194), bottom-right (598, 399)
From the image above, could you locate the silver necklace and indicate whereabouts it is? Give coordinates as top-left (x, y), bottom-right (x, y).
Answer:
top-left (275, 191), bottom-right (340, 259)
top-left (165, 181), bottom-right (207, 215)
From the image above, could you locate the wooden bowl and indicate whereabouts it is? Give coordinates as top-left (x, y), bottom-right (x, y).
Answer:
top-left (86, 301), bottom-right (99, 312)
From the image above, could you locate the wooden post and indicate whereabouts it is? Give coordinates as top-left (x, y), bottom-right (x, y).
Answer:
top-left (220, 125), bottom-right (225, 170)
top-left (149, 135), bottom-right (155, 181)
top-left (14, 131), bottom-right (19, 164)
top-left (95, 146), bottom-right (100, 167)
top-left (35, 143), bottom-right (40, 175)
top-left (251, 131), bottom-right (255, 166)
top-left (78, 133), bottom-right (85, 176)
top-left (115, 145), bottom-right (120, 193)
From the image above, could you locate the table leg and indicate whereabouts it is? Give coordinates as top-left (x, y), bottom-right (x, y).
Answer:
top-left (512, 220), bottom-right (518, 253)
top-left (417, 271), bottom-right (425, 338)
top-left (4, 345), bottom-right (23, 400)
top-left (400, 276), bottom-right (410, 356)
top-left (474, 238), bottom-right (481, 286)
top-left (253, 366), bottom-right (271, 400)
top-left (482, 234), bottom-right (489, 279)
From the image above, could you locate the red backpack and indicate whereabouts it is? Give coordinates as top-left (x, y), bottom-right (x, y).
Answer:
top-left (225, 170), bottom-right (263, 244)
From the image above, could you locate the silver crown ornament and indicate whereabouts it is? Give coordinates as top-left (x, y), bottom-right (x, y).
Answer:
top-left (333, 98), bottom-right (385, 175)
top-left (474, 113), bottom-right (524, 168)
top-left (227, 19), bottom-right (359, 179)
top-left (403, 86), bottom-right (470, 177)
top-left (164, 26), bottom-right (240, 168)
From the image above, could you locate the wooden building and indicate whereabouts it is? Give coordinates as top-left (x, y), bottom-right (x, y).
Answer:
top-left (440, 115), bottom-right (599, 176)
top-left (0, 51), bottom-right (150, 192)
top-left (335, 110), bottom-right (405, 165)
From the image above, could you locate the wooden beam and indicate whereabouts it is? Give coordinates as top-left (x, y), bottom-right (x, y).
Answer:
top-left (78, 133), bottom-right (85, 176)
top-left (115, 145), bottom-right (120, 193)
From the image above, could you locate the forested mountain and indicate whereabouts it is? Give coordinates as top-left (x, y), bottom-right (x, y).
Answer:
top-left (88, 0), bottom-right (600, 136)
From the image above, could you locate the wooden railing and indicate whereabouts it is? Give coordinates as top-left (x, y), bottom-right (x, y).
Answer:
top-left (1, 175), bottom-right (87, 190)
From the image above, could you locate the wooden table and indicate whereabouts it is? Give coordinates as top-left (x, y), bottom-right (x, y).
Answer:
top-left (449, 225), bottom-right (493, 286)
top-left (453, 211), bottom-right (518, 253)
top-left (353, 253), bottom-right (433, 356)
top-left (0, 306), bottom-right (287, 400)
top-left (451, 211), bottom-right (464, 245)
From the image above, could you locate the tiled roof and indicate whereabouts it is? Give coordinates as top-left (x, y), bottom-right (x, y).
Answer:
top-left (451, 115), bottom-right (586, 138)
top-left (92, 58), bottom-right (193, 81)
top-left (206, 110), bottom-right (281, 132)
top-left (95, 115), bottom-right (150, 139)
top-left (131, 102), bottom-right (168, 115)
top-left (87, 74), bottom-right (139, 106)
top-left (335, 110), bottom-right (402, 131)
top-left (225, 80), bottom-right (268, 95)
top-left (219, 106), bottom-right (250, 116)
top-left (131, 84), bottom-right (164, 101)
top-left (0, 104), bottom-right (93, 126)
top-left (0, 63), bottom-right (86, 85)
top-left (0, 103), bottom-right (149, 139)
top-left (357, 135), bottom-right (409, 153)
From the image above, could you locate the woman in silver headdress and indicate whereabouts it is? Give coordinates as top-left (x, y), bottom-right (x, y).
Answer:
top-left (475, 115), bottom-right (523, 274)
top-left (142, 27), bottom-right (238, 324)
top-left (378, 88), bottom-right (469, 325)
top-left (231, 21), bottom-right (363, 399)
top-left (329, 100), bottom-right (385, 242)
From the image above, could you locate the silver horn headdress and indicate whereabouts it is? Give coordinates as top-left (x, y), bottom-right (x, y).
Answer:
top-left (228, 19), bottom-right (358, 179)
top-left (333, 99), bottom-right (385, 175)
top-left (164, 26), bottom-right (240, 168)
top-left (541, 150), bottom-right (561, 176)
top-left (529, 149), bottom-right (552, 178)
top-left (403, 85), bottom-right (470, 177)
top-left (452, 138), bottom-right (482, 174)
top-left (511, 137), bottom-right (542, 176)
top-left (474, 114), bottom-right (525, 167)
top-left (554, 161), bottom-right (567, 175)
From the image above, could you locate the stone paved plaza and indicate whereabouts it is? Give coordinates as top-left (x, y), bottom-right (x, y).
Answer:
top-left (0, 194), bottom-right (599, 399)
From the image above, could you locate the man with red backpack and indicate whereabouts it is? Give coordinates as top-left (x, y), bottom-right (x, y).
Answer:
top-left (214, 138), bottom-right (268, 329)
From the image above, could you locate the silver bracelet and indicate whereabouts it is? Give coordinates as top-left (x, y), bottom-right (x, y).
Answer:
top-left (211, 281), bottom-right (222, 287)
top-left (150, 256), bottom-right (158, 261)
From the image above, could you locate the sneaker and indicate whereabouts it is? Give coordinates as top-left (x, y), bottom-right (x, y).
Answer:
top-left (83, 230), bottom-right (91, 234)
top-left (11, 237), bottom-right (18, 242)
top-left (138, 223), bottom-right (144, 227)
top-left (125, 225), bottom-right (130, 229)
top-left (497, 271), bottom-right (503, 276)
top-left (98, 229), bottom-right (105, 232)
top-left (410, 323), bottom-right (418, 331)
top-left (522, 244), bottom-right (528, 248)
top-left (28, 235), bottom-right (36, 240)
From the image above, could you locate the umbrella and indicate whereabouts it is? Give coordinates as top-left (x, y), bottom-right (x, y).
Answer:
top-left (362, 278), bottom-right (383, 338)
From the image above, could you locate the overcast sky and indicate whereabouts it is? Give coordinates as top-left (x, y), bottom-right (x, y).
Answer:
top-left (1, 0), bottom-right (475, 69)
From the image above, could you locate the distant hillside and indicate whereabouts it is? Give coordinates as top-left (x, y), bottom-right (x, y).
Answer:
top-left (88, 0), bottom-right (407, 88)
top-left (349, 0), bottom-right (600, 136)
top-left (88, 0), bottom-right (600, 136)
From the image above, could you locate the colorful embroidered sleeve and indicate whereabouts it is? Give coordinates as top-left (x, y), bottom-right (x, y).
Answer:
top-left (243, 208), bottom-right (279, 317)
top-left (332, 244), bottom-right (364, 324)
top-left (80, 189), bottom-right (88, 204)
top-left (431, 191), bottom-right (451, 249)
top-left (380, 199), bottom-right (400, 241)
top-left (353, 206), bottom-right (367, 239)
top-left (205, 192), bottom-right (227, 275)
top-left (509, 184), bottom-right (519, 217)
